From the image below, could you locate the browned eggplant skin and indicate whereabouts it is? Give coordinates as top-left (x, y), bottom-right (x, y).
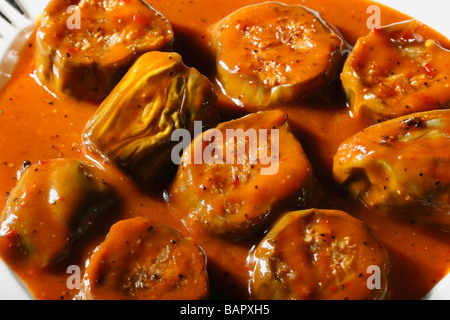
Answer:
top-left (170, 110), bottom-right (318, 241)
top-left (210, 1), bottom-right (348, 111)
top-left (82, 51), bottom-right (219, 188)
top-left (77, 216), bottom-right (209, 300)
top-left (35, 0), bottom-right (174, 101)
top-left (0, 159), bottom-right (118, 269)
top-left (249, 209), bottom-right (391, 300)
top-left (333, 110), bottom-right (450, 231)
top-left (341, 20), bottom-right (450, 124)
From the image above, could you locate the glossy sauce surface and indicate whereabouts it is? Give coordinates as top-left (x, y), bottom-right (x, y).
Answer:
top-left (0, 0), bottom-right (449, 300)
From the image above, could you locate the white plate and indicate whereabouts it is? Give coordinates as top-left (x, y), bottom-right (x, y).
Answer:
top-left (0, 0), bottom-right (449, 300)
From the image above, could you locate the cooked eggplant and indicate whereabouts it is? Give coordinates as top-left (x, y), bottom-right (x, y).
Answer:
top-left (341, 20), bottom-right (450, 123)
top-left (36, 0), bottom-right (174, 100)
top-left (0, 159), bottom-right (118, 269)
top-left (210, 2), bottom-right (347, 111)
top-left (333, 110), bottom-right (450, 230)
top-left (249, 209), bottom-right (391, 300)
top-left (170, 110), bottom-right (318, 240)
top-left (78, 216), bottom-right (209, 300)
top-left (82, 51), bottom-right (219, 187)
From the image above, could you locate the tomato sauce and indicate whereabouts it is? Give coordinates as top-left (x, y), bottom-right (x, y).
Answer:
top-left (0, 0), bottom-right (448, 300)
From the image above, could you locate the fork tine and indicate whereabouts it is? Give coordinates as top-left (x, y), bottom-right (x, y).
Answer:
top-left (5, 0), bottom-right (24, 15)
top-left (0, 12), bottom-right (16, 38)
top-left (0, 0), bottom-right (30, 29)
top-left (0, 10), bottom-right (11, 23)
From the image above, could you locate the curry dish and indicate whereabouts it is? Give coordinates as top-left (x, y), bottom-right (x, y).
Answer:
top-left (0, 0), bottom-right (449, 300)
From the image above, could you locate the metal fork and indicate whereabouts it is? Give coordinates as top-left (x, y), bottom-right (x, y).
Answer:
top-left (0, 0), bottom-right (36, 299)
top-left (0, 0), bottom-right (30, 38)
top-left (0, 0), bottom-right (35, 90)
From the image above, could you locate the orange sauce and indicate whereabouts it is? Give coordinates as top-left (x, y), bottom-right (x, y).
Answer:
top-left (0, 0), bottom-right (448, 300)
